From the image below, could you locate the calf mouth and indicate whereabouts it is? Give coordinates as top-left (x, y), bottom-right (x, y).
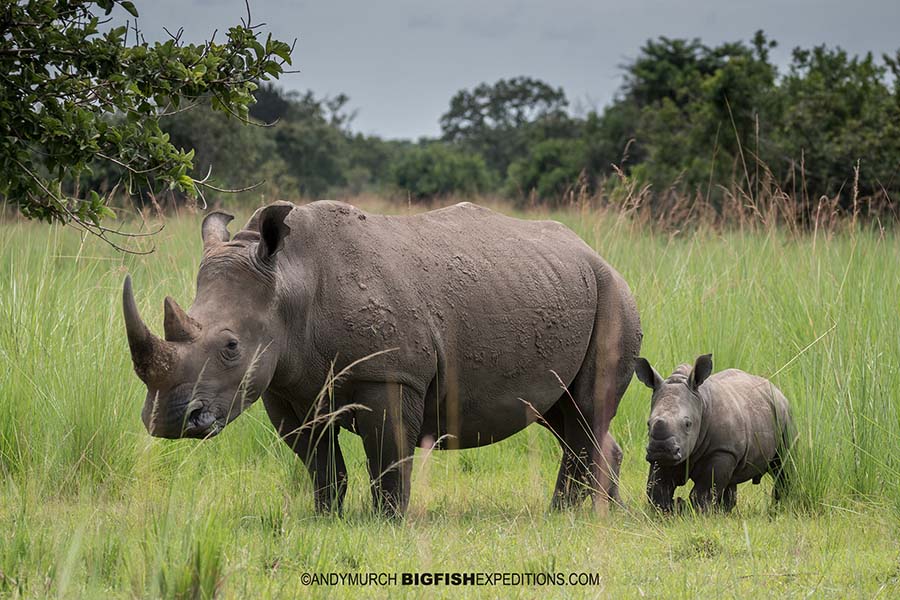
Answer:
top-left (646, 439), bottom-right (684, 465)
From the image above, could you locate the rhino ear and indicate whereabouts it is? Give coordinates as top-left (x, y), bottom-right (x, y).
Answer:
top-left (201, 211), bottom-right (234, 250)
top-left (257, 204), bottom-right (293, 262)
top-left (634, 357), bottom-right (662, 391)
top-left (689, 354), bottom-right (713, 389)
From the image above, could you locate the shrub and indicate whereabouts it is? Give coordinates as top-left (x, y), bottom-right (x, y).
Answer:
top-left (390, 144), bottom-right (493, 200)
top-left (506, 138), bottom-right (588, 203)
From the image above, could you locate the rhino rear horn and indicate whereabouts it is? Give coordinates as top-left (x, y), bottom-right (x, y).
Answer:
top-left (123, 275), bottom-right (174, 382)
top-left (163, 296), bottom-right (200, 342)
top-left (201, 211), bottom-right (234, 250)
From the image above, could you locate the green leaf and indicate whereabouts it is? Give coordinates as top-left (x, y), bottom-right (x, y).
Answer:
top-left (119, 1), bottom-right (139, 17)
top-left (1, 0), bottom-right (291, 234)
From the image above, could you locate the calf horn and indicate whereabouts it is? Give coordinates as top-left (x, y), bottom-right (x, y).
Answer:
top-left (123, 275), bottom-right (174, 382)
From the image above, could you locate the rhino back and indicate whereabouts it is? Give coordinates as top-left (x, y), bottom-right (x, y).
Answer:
top-left (274, 201), bottom-right (615, 445)
top-left (698, 369), bottom-right (792, 482)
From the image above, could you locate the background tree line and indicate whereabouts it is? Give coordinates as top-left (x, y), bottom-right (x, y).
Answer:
top-left (67, 30), bottom-right (900, 221)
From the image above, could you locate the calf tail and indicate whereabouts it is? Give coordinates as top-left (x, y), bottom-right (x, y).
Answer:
top-left (771, 410), bottom-right (797, 502)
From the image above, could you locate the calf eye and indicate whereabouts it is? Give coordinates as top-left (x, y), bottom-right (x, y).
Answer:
top-left (226, 339), bottom-right (238, 351)
top-left (684, 418), bottom-right (692, 430)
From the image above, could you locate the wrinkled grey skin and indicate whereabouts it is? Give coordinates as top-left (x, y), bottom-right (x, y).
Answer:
top-left (634, 354), bottom-right (794, 512)
top-left (123, 200), bottom-right (642, 516)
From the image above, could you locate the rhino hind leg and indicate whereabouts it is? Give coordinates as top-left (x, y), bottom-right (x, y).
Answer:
top-left (354, 382), bottom-right (424, 518)
top-left (546, 398), bottom-right (596, 510)
top-left (543, 379), bottom-right (623, 510)
top-left (539, 402), bottom-right (573, 508)
top-left (604, 434), bottom-right (624, 506)
top-left (585, 274), bottom-right (642, 513)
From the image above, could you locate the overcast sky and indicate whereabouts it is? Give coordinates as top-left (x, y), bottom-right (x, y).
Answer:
top-left (124, 0), bottom-right (900, 140)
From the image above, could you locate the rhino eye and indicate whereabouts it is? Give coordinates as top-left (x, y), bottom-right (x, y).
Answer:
top-left (221, 339), bottom-right (239, 361)
top-left (684, 418), bottom-right (692, 430)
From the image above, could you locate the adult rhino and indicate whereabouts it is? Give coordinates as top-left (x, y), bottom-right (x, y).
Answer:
top-left (123, 201), bottom-right (642, 516)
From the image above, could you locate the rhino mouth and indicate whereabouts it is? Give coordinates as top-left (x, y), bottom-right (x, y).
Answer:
top-left (183, 404), bottom-right (223, 439)
top-left (143, 384), bottom-right (224, 440)
top-left (179, 383), bottom-right (258, 439)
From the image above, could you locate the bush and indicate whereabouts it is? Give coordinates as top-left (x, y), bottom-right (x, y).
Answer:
top-left (506, 138), bottom-right (588, 203)
top-left (390, 144), bottom-right (493, 200)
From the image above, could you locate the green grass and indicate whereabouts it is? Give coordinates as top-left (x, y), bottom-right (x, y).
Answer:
top-left (1, 201), bottom-right (899, 598)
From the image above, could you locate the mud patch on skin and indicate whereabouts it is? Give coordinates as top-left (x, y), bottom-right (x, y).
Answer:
top-left (346, 297), bottom-right (397, 340)
top-left (449, 254), bottom-right (480, 283)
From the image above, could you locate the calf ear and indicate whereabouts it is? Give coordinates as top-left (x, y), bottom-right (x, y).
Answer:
top-left (689, 354), bottom-right (713, 389)
top-left (634, 357), bottom-right (663, 391)
top-left (257, 204), bottom-right (293, 262)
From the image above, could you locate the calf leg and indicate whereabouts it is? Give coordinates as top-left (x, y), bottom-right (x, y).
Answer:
top-left (772, 418), bottom-right (796, 503)
top-left (722, 483), bottom-right (737, 512)
top-left (353, 382), bottom-right (424, 518)
top-left (689, 453), bottom-right (737, 512)
top-left (770, 455), bottom-right (789, 502)
top-left (647, 462), bottom-right (685, 513)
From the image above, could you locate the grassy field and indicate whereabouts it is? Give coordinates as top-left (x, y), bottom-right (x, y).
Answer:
top-left (0, 199), bottom-right (898, 598)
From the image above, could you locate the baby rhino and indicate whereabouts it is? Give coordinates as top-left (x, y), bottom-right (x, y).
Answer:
top-left (634, 354), bottom-right (794, 512)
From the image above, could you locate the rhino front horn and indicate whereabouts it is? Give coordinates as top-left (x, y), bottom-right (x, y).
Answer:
top-left (123, 275), bottom-right (173, 382)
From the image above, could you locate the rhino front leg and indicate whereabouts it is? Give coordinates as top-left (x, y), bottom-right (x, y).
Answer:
top-left (689, 452), bottom-right (737, 512)
top-left (263, 396), bottom-right (348, 513)
top-left (354, 382), bottom-right (424, 518)
top-left (302, 426), bottom-right (348, 514)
